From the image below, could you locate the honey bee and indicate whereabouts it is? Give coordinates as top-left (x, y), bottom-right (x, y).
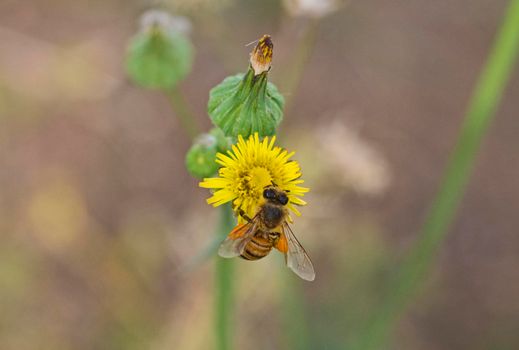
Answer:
top-left (218, 186), bottom-right (315, 281)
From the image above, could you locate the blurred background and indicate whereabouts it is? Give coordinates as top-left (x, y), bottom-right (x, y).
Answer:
top-left (1, 0), bottom-right (518, 349)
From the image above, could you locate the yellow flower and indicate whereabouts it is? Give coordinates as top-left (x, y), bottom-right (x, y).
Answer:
top-left (199, 133), bottom-right (309, 223)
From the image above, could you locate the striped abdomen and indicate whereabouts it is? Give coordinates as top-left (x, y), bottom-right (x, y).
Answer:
top-left (240, 232), bottom-right (279, 261)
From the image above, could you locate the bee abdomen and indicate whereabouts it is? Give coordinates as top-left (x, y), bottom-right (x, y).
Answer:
top-left (240, 236), bottom-right (273, 261)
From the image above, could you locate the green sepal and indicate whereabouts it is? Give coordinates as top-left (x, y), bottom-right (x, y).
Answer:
top-left (207, 68), bottom-right (285, 138)
top-left (125, 26), bottom-right (193, 89)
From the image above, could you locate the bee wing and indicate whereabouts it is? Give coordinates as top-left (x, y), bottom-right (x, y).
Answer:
top-left (218, 221), bottom-right (257, 258)
top-left (282, 223), bottom-right (315, 281)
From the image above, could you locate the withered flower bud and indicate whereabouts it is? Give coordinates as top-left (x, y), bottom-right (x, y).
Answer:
top-left (249, 35), bottom-right (273, 76)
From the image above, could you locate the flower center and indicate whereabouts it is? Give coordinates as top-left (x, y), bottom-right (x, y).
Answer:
top-left (238, 166), bottom-right (272, 200)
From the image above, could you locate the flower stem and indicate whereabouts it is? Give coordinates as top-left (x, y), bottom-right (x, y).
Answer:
top-left (167, 87), bottom-right (201, 139)
top-left (215, 204), bottom-right (236, 350)
top-left (282, 276), bottom-right (311, 350)
top-left (281, 18), bottom-right (320, 112)
top-left (354, 1), bottom-right (519, 349)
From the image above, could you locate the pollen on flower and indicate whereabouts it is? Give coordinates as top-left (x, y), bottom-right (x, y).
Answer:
top-left (199, 133), bottom-right (309, 223)
top-left (250, 35), bottom-right (273, 75)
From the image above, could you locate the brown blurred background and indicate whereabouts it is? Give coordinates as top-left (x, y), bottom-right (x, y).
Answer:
top-left (1, 0), bottom-right (518, 349)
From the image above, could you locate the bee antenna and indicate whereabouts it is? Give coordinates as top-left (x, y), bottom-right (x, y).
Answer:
top-left (271, 181), bottom-right (278, 187)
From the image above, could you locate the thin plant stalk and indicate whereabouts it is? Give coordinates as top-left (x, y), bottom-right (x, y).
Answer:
top-left (278, 19), bottom-right (321, 350)
top-left (215, 204), bottom-right (236, 350)
top-left (167, 87), bottom-right (201, 139)
top-left (281, 18), bottom-right (321, 112)
top-left (281, 275), bottom-right (311, 350)
top-left (355, 1), bottom-right (519, 349)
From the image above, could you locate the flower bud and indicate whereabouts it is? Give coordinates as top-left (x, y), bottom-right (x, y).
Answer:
top-left (250, 35), bottom-right (273, 76)
top-left (207, 36), bottom-right (284, 138)
top-left (125, 10), bottom-right (194, 89)
top-left (209, 127), bottom-right (231, 152)
top-left (185, 129), bottom-right (230, 179)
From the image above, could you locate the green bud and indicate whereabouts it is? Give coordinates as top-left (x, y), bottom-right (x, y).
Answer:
top-left (207, 35), bottom-right (284, 138)
top-left (185, 133), bottom-right (221, 179)
top-left (209, 127), bottom-right (232, 152)
top-left (125, 10), bottom-right (193, 89)
top-left (208, 68), bottom-right (284, 139)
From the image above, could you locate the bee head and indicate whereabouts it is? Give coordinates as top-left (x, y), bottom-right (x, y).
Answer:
top-left (263, 186), bottom-right (289, 206)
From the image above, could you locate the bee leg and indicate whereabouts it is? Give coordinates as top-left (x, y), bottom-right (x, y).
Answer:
top-left (238, 209), bottom-right (253, 223)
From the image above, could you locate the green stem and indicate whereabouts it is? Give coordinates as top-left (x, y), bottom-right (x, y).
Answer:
top-left (167, 87), bottom-right (201, 139)
top-left (281, 19), bottom-right (321, 112)
top-left (277, 21), bottom-right (321, 350)
top-left (215, 204), bottom-right (236, 350)
top-left (282, 276), bottom-right (311, 350)
top-left (354, 1), bottom-right (519, 349)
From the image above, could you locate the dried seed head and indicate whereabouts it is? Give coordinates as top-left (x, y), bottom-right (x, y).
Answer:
top-left (283, 0), bottom-right (340, 18)
top-left (249, 35), bottom-right (273, 75)
top-left (139, 9), bottom-right (192, 35)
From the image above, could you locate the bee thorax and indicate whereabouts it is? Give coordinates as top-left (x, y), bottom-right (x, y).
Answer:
top-left (261, 204), bottom-right (284, 229)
